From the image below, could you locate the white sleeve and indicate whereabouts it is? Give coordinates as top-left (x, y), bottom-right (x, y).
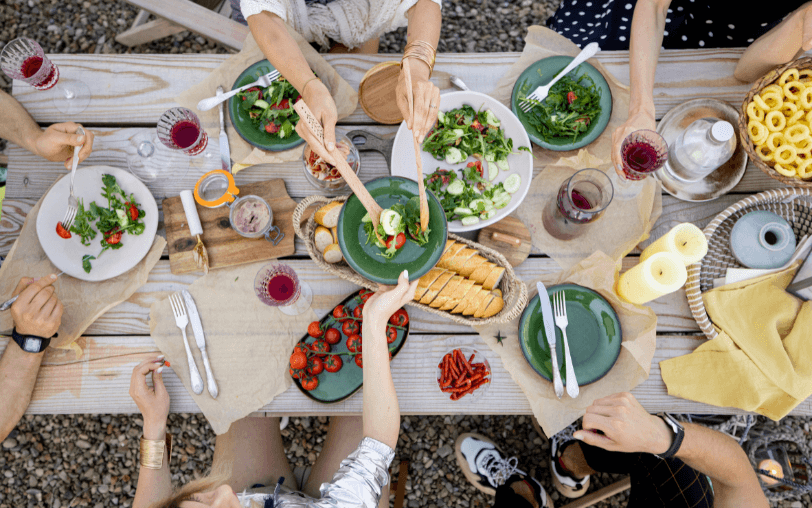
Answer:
top-left (240, 0), bottom-right (288, 21)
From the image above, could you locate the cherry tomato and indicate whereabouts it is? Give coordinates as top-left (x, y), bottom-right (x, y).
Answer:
top-left (386, 326), bottom-right (398, 344)
top-left (467, 161), bottom-right (484, 178)
top-left (354, 354), bottom-right (363, 368)
top-left (310, 339), bottom-right (330, 357)
top-left (324, 355), bottom-right (343, 373)
top-left (105, 229), bottom-right (122, 245)
top-left (471, 119), bottom-right (484, 133)
top-left (353, 306), bottom-right (364, 319)
top-left (294, 343), bottom-right (309, 355)
top-left (289, 367), bottom-right (301, 379)
top-left (127, 203), bottom-right (139, 221)
top-left (56, 222), bottom-right (71, 239)
top-left (307, 356), bottom-right (324, 376)
top-left (324, 328), bottom-right (341, 345)
top-left (566, 91), bottom-right (578, 104)
top-left (271, 98), bottom-right (290, 110)
top-left (358, 290), bottom-right (374, 303)
top-left (332, 305), bottom-right (348, 321)
top-left (342, 320), bottom-right (360, 336)
top-left (346, 334), bottom-right (362, 353)
top-left (389, 309), bottom-right (409, 327)
top-left (264, 122), bottom-right (280, 134)
top-left (301, 376), bottom-right (319, 391)
top-left (244, 86), bottom-right (263, 99)
top-left (386, 233), bottom-right (406, 250)
top-left (290, 351), bottom-right (307, 370)
top-left (307, 321), bottom-right (324, 338)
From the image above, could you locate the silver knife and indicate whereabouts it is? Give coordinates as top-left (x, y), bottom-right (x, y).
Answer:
top-left (181, 290), bottom-right (219, 398)
top-left (536, 281), bottom-right (563, 399)
top-left (217, 85), bottom-right (232, 173)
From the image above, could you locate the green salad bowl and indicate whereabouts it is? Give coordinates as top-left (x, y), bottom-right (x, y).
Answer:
top-left (228, 59), bottom-right (305, 152)
top-left (511, 56), bottom-right (613, 151)
top-left (337, 176), bottom-right (448, 285)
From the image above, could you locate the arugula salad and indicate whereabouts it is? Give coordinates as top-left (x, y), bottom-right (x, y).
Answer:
top-left (519, 70), bottom-right (602, 141)
top-left (363, 197), bottom-right (430, 259)
top-left (425, 163), bottom-right (521, 227)
top-left (236, 77), bottom-right (300, 139)
top-left (56, 174), bottom-right (146, 273)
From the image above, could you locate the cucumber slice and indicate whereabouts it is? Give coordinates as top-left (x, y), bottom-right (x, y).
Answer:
top-left (496, 159), bottom-right (510, 172)
top-left (361, 213), bottom-right (371, 223)
top-left (485, 152), bottom-right (495, 162)
top-left (480, 210), bottom-right (496, 220)
top-left (461, 216), bottom-right (480, 226)
top-left (446, 179), bottom-right (465, 196)
top-left (254, 99), bottom-right (270, 110)
top-left (504, 174), bottom-right (521, 194)
top-left (468, 199), bottom-right (486, 213)
top-left (487, 161), bottom-right (499, 182)
top-left (453, 207), bottom-right (473, 216)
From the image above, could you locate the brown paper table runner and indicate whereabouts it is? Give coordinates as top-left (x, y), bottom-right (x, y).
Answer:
top-left (175, 30), bottom-right (358, 170)
top-left (474, 252), bottom-right (657, 437)
top-left (490, 26), bottom-right (662, 270)
top-left (0, 192), bottom-right (165, 352)
top-left (149, 261), bottom-right (315, 435)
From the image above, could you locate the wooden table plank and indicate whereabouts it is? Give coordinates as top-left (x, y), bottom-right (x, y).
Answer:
top-left (7, 333), bottom-right (806, 417)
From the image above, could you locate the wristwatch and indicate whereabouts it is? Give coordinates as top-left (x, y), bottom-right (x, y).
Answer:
top-left (11, 328), bottom-right (51, 354)
top-left (654, 413), bottom-right (685, 460)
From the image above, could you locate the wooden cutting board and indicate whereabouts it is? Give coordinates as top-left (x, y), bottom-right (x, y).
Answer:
top-left (477, 216), bottom-right (532, 268)
top-left (163, 178), bottom-right (296, 274)
top-left (358, 61), bottom-right (404, 124)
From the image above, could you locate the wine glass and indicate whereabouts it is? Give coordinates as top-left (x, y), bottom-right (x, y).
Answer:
top-left (542, 168), bottom-right (614, 240)
top-left (125, 131), bottom-right (189, 183)
top-left (0, 37), bottom-right (91, 114)
top-left (254, 262), bottom-right (313, 316)
top-left (156, 107), bottom-right (216, 172)
top-left (619, 130), bottom-right (668, 181)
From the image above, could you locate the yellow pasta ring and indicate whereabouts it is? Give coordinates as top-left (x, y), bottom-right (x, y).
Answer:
top-left (799, 159), bottom-right (812, 179)
top-left (747, 120), bottom-right (769, 144)
top-left (800, 87), bottom-right (812, 110)
top-left (775, 144), bottom-right (798, 165)
top-left (761, 91), bottom-right (784, 110)
top-left (779, 68), bottom-right (800, 86)
top-left (766, 132), bottom-right (787, 151)
top-left (783, 81), bottom-right (805, 101)
top-left (762, 84), bottom-right (783, 96)
top-left (747, 101), bottom-right (766, 121)
top-left (780, 101), bottom-right (798, 118)
top-left (788, 110), bottom-right (806, 126)
top-left (800, 69), bottom-right (812, 83)
top-left (787, 157), bottom-right (801, 171)
top-left (786, 123), bottom-right (810, 142)
top-left (753, 95), bottom-right (772, 111)
top-left (793, 134), bottom-right (812, 153)
top-left (765, 110), bottom-right (787, 132)
top-left (774, 163), bottom-right (797, 177)
top-left (756, 143), bottom-right (774, 161)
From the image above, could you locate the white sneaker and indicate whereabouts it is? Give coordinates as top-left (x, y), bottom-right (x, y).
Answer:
top-left (550, 423), bottom-right (590, 498)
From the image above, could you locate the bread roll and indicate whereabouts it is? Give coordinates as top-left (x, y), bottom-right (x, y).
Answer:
top-left (314, 202), bottom-right (342, 228)
top-left (431, 275), bottom-right (463, 309)
top-left (323, 243), bottom-right (343, 263)
top-left (459, 255), bottom-right (488, 278)
top-left (482, 266), bottom-right (505, 290)
top-left (420, 271), bottom-right (454, 305)
top-left (314, 226), bottom-right (333, 253)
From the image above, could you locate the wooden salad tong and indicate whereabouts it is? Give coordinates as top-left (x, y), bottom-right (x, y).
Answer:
top-left (402, 59), bottom-right (430, 233)
top-left (293, 100), bottom-right (385, 244)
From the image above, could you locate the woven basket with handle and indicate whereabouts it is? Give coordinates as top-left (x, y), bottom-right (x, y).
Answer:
top-left (738, 56), bottom-right (812, 188)
top-left (686, 188), bottom-right (812, 339)
top-left (293, 195), bottom-right (528, 325)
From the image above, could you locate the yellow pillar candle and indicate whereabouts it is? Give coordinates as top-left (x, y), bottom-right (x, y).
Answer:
top-left (641, 223), bottom-right (708, 266)
top-left (617, 252), bottom-right (688, 305)
top-left (758, 459), bottom-right (784, 486)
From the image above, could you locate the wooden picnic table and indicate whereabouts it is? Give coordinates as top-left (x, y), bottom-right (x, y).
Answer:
top-left (3, 48), bottom-right (810, 418)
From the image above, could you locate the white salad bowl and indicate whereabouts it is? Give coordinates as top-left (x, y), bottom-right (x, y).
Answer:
top-left (35, 165), bottom-right (159, 282)
top-left (390, 91), bottom-right (533, 233)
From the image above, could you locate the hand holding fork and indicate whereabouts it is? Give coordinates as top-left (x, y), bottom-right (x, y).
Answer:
top-left (60, 126), bottom-right (84, 231)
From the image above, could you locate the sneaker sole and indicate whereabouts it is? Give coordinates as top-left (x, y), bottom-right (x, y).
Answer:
top-left (552, 464), bottom-right (590, 499)
top-left (454, 432), bottom-right (498, 496)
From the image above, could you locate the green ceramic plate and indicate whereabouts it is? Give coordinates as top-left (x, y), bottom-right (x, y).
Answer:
top-left (337, 176), bottom-right (448, 285)
top-left (228, 59), bottom-right (304, 152)
top-left (519, 284), bottom-right (622, 385)
top-left (293, 290), bottom-right (410, 403)
top-left (511, 57), bottom-right (613, 151)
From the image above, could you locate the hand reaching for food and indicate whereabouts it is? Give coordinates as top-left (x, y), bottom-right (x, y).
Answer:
top-left (396, 64), bottom-right (441, 143)
top-left (296, 80), bottom-right (339, 161)
top-left (363, 270), bottom-right (418, 333)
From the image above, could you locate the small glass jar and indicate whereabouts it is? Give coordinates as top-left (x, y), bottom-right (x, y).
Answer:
top-left (229, 195), bottom-right (284, 245)
top-left (302, 135), bottom-right (361, 192)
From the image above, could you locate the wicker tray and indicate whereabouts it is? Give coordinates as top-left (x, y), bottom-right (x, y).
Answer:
top-left (686, 188), bottom-right (812, 339)
top-left (738, 56), bottom-right (812, 188)
top-left (293, 195), bottom-right (528, 325)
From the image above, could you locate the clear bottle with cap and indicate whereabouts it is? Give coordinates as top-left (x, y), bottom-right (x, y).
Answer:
top-left (666, 118), bottom-right (737, 182)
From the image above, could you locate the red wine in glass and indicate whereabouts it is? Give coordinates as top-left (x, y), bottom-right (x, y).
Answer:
top-left (171, 121), bottom-right (201, 149)
top-left (570, 189), bottom-right (592, 210)
top-left (255, 262), bottom-right (312, 315)
top-left (545, 168), bottom-right (614, 239)
top-left (620, 130), bottom-right (668, 181)
top-left (21, 56), bottom-right (58, 90)
top-left (1, 39), bottom-right (60, 91)
top-left (157, 107), bottom-right (208, 156)
top-left (267, 273), bottom-right (296, 302)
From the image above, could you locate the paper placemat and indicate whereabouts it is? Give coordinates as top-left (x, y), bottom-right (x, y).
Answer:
top-left (149, 261), bottom-right (316, 435)
top-left (175, 30), bottom-right (358, 170)
top-left (474, 251), bottom-right (657, 437)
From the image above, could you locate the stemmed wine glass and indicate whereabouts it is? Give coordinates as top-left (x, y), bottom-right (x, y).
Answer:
top-left (618, 130), bottom-right (668, 181)
top-left (157, 107), bottom-right (216, 171)
top-left (0, 37), bottom-right (91, 114)
top-left (542, 168), bottom-right (614, 240)
top-left (255, 262), bottom-right (313, 316)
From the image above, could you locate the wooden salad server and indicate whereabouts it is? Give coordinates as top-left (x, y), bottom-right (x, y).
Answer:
top-left (293, 100), bottom-right (385, 244)
top-left (402, 59), bottom-right (430, 233)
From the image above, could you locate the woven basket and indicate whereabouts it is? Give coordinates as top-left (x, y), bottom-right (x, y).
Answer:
top-left (686, 188), bottom-right (812, 339)
top-left (293, 195), bottom-right (528, 325)
top-left (739, 56), bottom-right (812, 188)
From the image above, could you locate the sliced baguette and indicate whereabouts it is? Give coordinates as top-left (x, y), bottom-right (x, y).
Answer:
top-left (431, 275), bottom-right (463, 309)
top-left (437, 243), bottom-right (466, 270)
top-left (414, 268), bottom-right (445, 301)
top-left (459, 255), bottom-right (488, 278)
top-left (314, 226), bottom-right (333, 253)
top-left (452, 285), bottom-right (481, 314)
top-left (323, 243), bottom-right (344, 263)
top-left (482, 295), bottom-right (504, 318)
top-left (474, 293), bottom-right (496, 318)
top-left (331, 226), bottom-right (339, 243)
top-left (440, 278), bottom-right (476, 311)
top-left (491, 288), bottom-right (502, 298)
top-left (420, 271), bottom-right (454, 305)
top-left (448, 248), bottom-right (477, 273)
top-left (315, 202), bottom-right (342, 228)
top-left (463, 288), bottom-right (490, 316)
top-left (469, 262), bottom-right (497, 285)
top-left (482, 266), bottom-right (506, 290)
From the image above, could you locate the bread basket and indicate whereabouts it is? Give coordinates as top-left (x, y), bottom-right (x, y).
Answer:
top-left (738, 56), bottom-right (812, 188)
top-left (293, 195), bottom-right (528, 325)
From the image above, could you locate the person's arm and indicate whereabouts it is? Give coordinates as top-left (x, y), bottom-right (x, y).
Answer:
top-left (130, 357), bottom-right (173, 508)
top-left (396, 0), bottom-right (442, 142)
top-left (575, 392), bottom-right (768, 508)
top-left (735, 3), bottom-right (812, 82)
top-left (0, 90), bottom-right (94, 170)
top-left (0, 275), bottom-right (62, 442)
top-left (611, 0), bottom-right (672, 177)
top-left (360, 271), bottom-right (418, 448)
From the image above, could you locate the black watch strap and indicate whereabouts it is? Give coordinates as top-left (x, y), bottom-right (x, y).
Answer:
top-left (11, 328), bottom-right (51, 354)
top-left (654, 413), bottom-right (684, 460)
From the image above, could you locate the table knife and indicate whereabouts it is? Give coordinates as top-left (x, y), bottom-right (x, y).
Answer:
top-left (536, 281), bottom-right (563, 399)
top-left (217, 85), bottom-right (232, 173)
top-left (181, 290), bottom-right (218, 398)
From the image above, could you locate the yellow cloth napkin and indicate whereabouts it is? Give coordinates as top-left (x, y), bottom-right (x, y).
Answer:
top-left (660, 264), bottom-right (812, 420)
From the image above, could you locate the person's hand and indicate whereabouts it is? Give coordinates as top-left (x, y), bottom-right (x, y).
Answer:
top-left (32, 122), bottom-right (94, 170)
top-left (10, 274), bottom-right (62, 339)
top-left (396, 61), bottom-right (440, 143)
top-left (296, 79), bottom-right (339, 163)
top-left (800, 3), bottom-right (812, 51)
top-left (573, 392), bottom-right (673, 455)
top-left (362, 270), bottom-right (419, 332)
top-left (129, 356), bottom-right (170, 439)
top-left (611, 109), bottom-right (656, 178)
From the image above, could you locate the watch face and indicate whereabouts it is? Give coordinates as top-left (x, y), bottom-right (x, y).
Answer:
top-left (23, 337), bottom-right (41, 353)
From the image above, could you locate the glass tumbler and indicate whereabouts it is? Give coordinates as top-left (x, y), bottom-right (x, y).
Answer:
top-left (542, 168), bottom-right (614, 240)
top-left (254, 262), bottom-right (312, 316)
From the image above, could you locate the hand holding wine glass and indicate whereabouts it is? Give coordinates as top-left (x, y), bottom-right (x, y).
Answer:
top-left (611, 109), bottom-right (656, 179)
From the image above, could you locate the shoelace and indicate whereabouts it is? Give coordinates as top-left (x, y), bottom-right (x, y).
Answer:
top-left (481, 453), bottom-right (526, 487)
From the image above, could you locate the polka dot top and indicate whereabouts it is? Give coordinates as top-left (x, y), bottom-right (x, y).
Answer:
top-left (547, 0), bottom-right (806, 50)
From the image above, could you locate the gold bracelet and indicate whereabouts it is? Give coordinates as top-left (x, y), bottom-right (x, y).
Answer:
top-left (402, 53), bottom-right (434, 77)
top-left (301, 76), bottom-right (320, 97)
top-left (140, 434), bottom-right (172, 470)
top-left (405, 41), bottom-right (437, 66)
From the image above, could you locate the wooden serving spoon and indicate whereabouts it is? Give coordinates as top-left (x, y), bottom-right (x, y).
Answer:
top-left (293, 100), bottom-right (385, 245)
top-left (402, 59), bottom-right (430, 233)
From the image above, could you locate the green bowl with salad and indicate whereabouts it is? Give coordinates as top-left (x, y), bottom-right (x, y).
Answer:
top-left (228, 59), bottom-right (305, 152)
top-left (511, 56), bottom-right (613, 151)
top-left (337, 176), bottom-right (448, 285)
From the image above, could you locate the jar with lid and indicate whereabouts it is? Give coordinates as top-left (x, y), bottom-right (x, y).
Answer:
top-left (666, 118), bottom-right (736, 182)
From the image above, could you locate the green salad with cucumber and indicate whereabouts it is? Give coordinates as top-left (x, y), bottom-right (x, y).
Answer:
top-left (519, 70), bottom-right (602, 142)
top-left (236, 77), bottom-right (300, 138)
top-left (363, 197), bottom-right (430, 259)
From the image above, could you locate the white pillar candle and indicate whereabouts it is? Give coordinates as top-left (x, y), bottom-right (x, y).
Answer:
top-left (617, 252), bottom-right (688, 305)
top-left (641, 223), bottom-right (708, 266)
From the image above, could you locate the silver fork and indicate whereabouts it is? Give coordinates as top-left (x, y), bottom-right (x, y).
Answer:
top-left (169, 293), bottom-right (204, 395)
top-left (553, 291), bottom-right (579, 398)
top-left (196, 70), bottom-right (281, 111)
top-left (519, 42), bottom-right (600, 113)
top-left (61, 126), bottom-right (84, 230)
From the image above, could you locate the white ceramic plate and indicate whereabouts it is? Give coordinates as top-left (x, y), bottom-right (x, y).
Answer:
top-left (35, 165), bottom-right (159, 282)
top-left (390, 91), bottom-right (533, 232)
